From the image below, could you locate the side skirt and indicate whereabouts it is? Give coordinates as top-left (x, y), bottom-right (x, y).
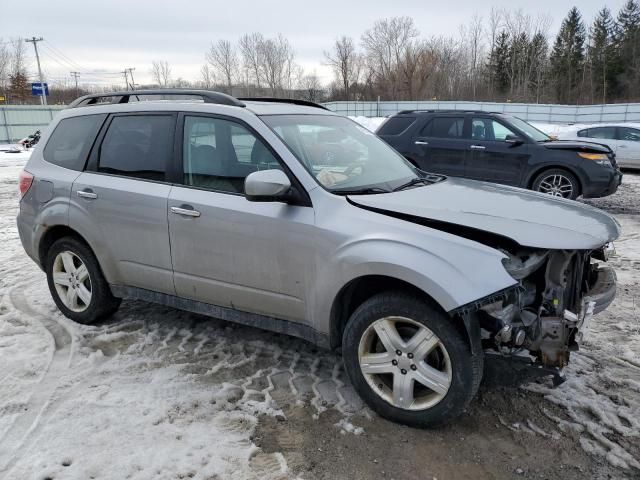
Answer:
top-left (110, 285), bottom-right (330, 349)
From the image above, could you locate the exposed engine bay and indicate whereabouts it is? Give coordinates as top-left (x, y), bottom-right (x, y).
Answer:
top-left (473, 244), bottom-right (617, 368)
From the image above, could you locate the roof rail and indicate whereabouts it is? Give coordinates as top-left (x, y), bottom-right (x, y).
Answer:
top-left (238, 97), bottom-right (329, 111)
top-left (68, 89), bottom-right (246, 108)
top-left (397, 109), bottom-right (500, 115)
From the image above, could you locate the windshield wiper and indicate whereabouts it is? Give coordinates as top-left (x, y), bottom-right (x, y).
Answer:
top-left (392, 177), bottom-right (432, 192)
top-left (333, 186), bottom-right (391, 195)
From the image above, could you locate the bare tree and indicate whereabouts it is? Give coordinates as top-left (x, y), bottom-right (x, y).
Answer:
top-left (298, 72), bottom-right (323, 102)
top-left (324, 36), bottom-right (359, 100)
top-left (206, 39), bottom-right (239, 93)
top-left (239, 33), bottom-right (265, 90)
top-left (487, 7), bottom-right (504, 96)
top-left (200, 64), bottom-right (214, 89)
top-left (150, 60), bottom-right (172, 87)
top-left (259, 34), bottom-right (296, 95)
top-left (0, 40), bottom-right (10, 95)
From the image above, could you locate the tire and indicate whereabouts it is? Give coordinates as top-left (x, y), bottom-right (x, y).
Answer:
top-left (532, 168), bottom-right (580, 200)
top-left (45, 236), bottom-right (120, 324)
top-left (342, 291), bottom-right (482, 428)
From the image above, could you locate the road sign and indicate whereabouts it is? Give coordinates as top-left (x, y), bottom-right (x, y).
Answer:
top-left (0, 95), bottom-right (5, 102)
top-left (31, 82), bottom-right (49, 96)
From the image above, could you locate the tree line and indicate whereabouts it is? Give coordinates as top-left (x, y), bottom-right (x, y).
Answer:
top-left (2, 1), bottom-right (639, 105)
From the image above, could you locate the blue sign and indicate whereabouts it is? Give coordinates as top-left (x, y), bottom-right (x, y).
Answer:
top-left (31, 82), bottom-right (49, 96)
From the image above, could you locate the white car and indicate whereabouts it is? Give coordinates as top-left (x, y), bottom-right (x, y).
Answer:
top-left (558, 123), bottom-right (640, 170)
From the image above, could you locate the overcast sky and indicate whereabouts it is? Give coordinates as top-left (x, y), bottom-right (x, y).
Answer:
top-left (3, 0), bottom-right (629, 88)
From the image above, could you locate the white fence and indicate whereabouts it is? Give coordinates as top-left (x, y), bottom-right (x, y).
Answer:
top-left (2, 101), bottom-right (640, 143)
top-left (0, 105), bottom-right (66, 143)
top-left (322, 101), bottom-right (640, 123)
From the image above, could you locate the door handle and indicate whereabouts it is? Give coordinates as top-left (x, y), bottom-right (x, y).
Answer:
top-left (77, 189), bottom-right (98, 199)
top-left (470, 145), bottom-right (486, 150)
top-left (171, 205), bottom-right (201, 218)
top-left (414, 140), bottom-right (429, 145)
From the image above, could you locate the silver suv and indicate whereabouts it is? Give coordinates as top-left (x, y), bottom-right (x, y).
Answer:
top-left (17, 90), bottom-right (619, 427)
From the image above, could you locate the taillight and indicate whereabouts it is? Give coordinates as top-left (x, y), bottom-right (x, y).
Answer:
top-left (19, 170), bottom-right (34, 198)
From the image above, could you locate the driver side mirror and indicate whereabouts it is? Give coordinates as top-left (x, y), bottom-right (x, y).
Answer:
top-left (245, 169), bottom-right (292, 202)
top-left (505, 134), bottom-right (524, 146)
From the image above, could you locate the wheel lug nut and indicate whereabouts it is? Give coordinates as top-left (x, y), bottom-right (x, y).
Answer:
top-left (407, 353), bottom-right (414, 359)
top-left (401, 369), bottom-right (407, 375)
top-left (392, 359), bottom-right (398, 366)
top-left (410, 364), bottom-right (417, 371)
top-left (396, 350), bottom-right (402, 356)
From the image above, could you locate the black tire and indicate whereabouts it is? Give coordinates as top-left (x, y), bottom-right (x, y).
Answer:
top-left (45, 236), bottom-right (120, 324)
top-left (342, 291), bottom-right (482, 428)
top-left (531, 168), bottom-right (580, 200)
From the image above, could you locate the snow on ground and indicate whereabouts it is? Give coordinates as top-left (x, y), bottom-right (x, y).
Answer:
top-left (1, 147), bottom-right (639, 478)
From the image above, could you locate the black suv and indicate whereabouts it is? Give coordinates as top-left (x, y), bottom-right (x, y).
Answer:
top-left (376, 110), bottom-right (622, 199)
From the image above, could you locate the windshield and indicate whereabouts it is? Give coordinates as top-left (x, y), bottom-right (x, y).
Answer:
top-left (507, 116), bottom-right (551, 142)
top-left (260, 114), bottom-right (423, 193)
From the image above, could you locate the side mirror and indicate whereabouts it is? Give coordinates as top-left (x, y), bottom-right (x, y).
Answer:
top-left (245, 169), bottom-right (292, 202)
top-left (505, 134), bottom-right (524, 146)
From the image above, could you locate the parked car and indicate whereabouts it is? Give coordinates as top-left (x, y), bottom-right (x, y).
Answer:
top-left (556, 123), bottom-right (640, 170)
top-left (17, 90), bottom-right (619, 427)
top-left (376, 110), bottom-right (623, 200)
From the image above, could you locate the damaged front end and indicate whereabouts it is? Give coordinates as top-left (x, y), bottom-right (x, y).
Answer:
top-left (459, 244), bottom-right (616, 369)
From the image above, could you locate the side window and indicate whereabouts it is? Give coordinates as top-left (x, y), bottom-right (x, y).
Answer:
top-left (618, 127), bottom-right (640, 142)
top-left (43, 114), bottom-right (106, 171)
top-left (577, 129), bottom-right (589, 137)
top-left (587, 127), bottom-right (616, 140)
top-left (377, 117), bottom-right (416, 135)
top-left (471, 118), bottom-right (518, 141)
top-left (183, 116), bottom-right (282, 194)
top-left (423, 117), bottom-right (465, 139)
top-left (98, 115), bottom-right (174, 181)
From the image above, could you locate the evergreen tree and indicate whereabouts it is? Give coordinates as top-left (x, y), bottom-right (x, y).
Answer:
top-left (529, 32), bottom-right (549, 102)
top-left (489, 31), bottom-right (511, 96)
top-left (590, 7), bottom-right (616, 103)
top-left (614, 0), bottom-right (640, 100)
top-left (549, 7), bottom-right (586, 104)
top-left (9, 72), bottom-right (29, 104)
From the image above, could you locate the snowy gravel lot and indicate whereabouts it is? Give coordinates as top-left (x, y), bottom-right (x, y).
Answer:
top-left (0, 148), bottom-right (639, 479)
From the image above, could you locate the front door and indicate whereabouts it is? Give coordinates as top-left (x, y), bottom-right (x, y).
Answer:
top-left (410, 116), bottom-right (468, 177)
top-left (167, 114), bottom-right (315, 323)
top-left (465, 117), bottom-right (530, 185)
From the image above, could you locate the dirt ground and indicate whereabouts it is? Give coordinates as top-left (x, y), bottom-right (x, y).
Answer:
top-left (0, 152), bottom-right (638, 480)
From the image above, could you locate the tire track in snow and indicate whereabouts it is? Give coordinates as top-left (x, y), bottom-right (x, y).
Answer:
top-left (0, 286), bottom-right (72, 476)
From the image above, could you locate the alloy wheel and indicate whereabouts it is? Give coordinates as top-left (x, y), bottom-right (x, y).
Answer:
top-left (52, 251), bottom-right (92, 312)
top-left (537, 174), bottom-right (574, 198)
top-left (358, 316), bottom-right (452, 410)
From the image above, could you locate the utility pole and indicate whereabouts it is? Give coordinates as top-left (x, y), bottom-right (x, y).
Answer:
top-left (125, 67), bottom-right (136, 90)
top-left (25, 36), bottom-right (47, 106)
top-left (70, 71), bottom-right (80, 98)
top-left (121, 70), bottom-right (129, 90)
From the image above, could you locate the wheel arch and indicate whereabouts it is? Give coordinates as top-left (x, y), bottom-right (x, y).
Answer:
top-left (526, 164), bottom-right (584, 195)
top-left (328, 275), bottom-right (469, 351)
top-left (38, 225), bottom-right (92, 267)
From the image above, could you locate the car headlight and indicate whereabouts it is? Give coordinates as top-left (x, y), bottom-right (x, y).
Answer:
top-left (578, 152), bottom-right (611, 166)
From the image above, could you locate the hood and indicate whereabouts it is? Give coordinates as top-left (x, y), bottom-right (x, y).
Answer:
top-left (349, 177), bottom-right (620, 250)
top-left (543, 140), bottom-right (612, 153)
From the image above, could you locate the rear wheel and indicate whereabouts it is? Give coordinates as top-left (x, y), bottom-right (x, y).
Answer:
top-left (342, 291), bottom-right (482, 428)
top-left (45, 237), bottom-right (120, 324)
top-left (532, 169), bottom-right (580, 200)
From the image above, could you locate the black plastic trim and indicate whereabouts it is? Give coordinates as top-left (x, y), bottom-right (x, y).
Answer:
top-left (69, 89), bottom-right (246, 108)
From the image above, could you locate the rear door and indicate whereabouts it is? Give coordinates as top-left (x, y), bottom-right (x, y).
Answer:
top-left (410, 116), bottom-right (469, 177)
top-left (167, 113), bottom-right (315, 323)
top-left (465, 117), bottom-right (530, 185)
top-left (615, 126), bottom-right (640, 168)
top-left (69, 113), bottom-right (176, 294)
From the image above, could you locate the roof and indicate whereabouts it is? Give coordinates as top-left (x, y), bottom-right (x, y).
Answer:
top-left (396, 109), bottom-right (504, 115)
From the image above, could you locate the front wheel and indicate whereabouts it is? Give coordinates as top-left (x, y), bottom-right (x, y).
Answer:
top-left (342, 291), bottom-right (482, 428)
top-left (532, 169), bottom-right (580, 200)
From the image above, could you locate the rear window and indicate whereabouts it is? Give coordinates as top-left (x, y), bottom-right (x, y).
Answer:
top-left (377, 117), bottom-right (416, 135)
top-left (43, 114), bottom-right (106, 171)
top-left (98, 115), bottom-right (175, 181)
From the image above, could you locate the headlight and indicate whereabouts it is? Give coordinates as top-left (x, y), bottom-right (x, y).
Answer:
top-left (578, 152), bottom-right (611, 166)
